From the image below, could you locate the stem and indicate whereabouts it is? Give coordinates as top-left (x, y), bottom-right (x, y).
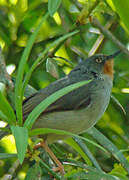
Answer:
top-left (88, 19), bottom-right (114, 56)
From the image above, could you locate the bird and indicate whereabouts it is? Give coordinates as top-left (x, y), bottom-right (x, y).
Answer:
top-left (22, 50), bottom-right (120, 174)
top-left (0, 51), bottom-right (120, 175)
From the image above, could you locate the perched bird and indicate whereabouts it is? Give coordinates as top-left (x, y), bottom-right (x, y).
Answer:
top-left (0, 51), bottom-right (120, 174)
top-left (22, 51), bottom-right (120, 174)
top-left (23, 51), bottom-right (120, 141)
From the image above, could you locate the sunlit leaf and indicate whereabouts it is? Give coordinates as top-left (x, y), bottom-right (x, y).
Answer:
top-left (110, 163), bottom-right (128, 180)
top-left (48, 0), bottom-right (62, 17)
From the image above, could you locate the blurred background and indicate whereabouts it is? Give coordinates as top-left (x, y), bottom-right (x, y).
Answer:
top-left (0, 0), bottom-right (129, 179)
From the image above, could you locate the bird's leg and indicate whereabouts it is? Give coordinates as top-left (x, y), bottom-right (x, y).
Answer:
top-left (34, 141), bottom-right (65, 175)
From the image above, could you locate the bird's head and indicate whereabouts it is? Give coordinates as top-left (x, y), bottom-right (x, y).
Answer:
top-left (85, 50), bottom-right (121, 80)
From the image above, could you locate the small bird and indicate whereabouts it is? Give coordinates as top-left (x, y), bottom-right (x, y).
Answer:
top-left (22, 51), bottom-right (120, 174)
top-left (0, 51), bottom-right (120, 174)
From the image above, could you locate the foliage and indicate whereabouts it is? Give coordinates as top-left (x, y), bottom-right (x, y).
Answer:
top-left (0, 0), bottom-right (129, 179)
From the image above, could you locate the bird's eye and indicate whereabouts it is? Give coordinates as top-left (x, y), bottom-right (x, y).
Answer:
top-left (96, 58), bottom-right (102, 63)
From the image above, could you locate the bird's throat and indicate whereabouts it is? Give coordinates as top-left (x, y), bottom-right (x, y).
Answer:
top-left (104, 59), bottom-right (114, 80)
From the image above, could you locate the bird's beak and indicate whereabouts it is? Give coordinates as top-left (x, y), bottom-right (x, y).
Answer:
top-left (106, 50), bottom-right (121, 61)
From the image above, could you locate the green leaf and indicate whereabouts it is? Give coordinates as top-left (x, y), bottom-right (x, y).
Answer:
top-left (87, 127), bottom-right (129, 174)
top-left (39, 160), bottom-right (61, 180)
top-left (64, 162), bottom-right (120, 180)
top-left (0, 91), bottom-right (16, 124)
top-left (73, 137), bottom-right (102, 171)
top-left (0, 110), bottom-right (9, 122)
top-left (15, 12), bottom-right (49, 126)
top-left (110, 163), bottom-right (128, 180)
top-left (46, 58), bottom-right (59, 79)
top-left (65, 138), bottom-right (92, 166)
top-left (85, 172), bottom-right (120, 180)
top-left (22, 30), bottom-right (79, 97)
top-left (65, 170), bottom-right (120, 180)
top-left (0, 27), bottom-right (11, 45)
top-left (24, 80), bottom-right (92, 129)
top-left (29, 128), bottom-right (107, 153)
top-left (0, 153), bottom-right (17, 159)
top-left (11, 126), bottom-right (28, 164)
top-left (107, 0), bottom-right (129, 35)
top-left (111, 95), bottom-right (126, 115)
top-left (48, 0), bottom-right (62, 17)
top-left (25, 163), bottom-right (41, 180)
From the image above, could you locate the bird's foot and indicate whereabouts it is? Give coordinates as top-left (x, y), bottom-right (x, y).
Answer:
top-left (34, 141), bottom-right (65, 175)
top-left (52, 165), bottom-right (65, 175)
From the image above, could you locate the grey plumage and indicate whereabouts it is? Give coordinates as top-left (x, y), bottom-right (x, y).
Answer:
top-left (22, 54), bottom-right (113, 143)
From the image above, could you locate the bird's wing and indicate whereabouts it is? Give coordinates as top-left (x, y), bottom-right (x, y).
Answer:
top-left (23, 67), bottom-right (93, 120)
top-left (23, 76), bottom-right (70, 118)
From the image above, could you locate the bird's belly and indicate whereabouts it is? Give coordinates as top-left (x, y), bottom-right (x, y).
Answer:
top-left (33, 87), bottom-right (111, 143)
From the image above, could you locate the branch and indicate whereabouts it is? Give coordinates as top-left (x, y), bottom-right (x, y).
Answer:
top-left (88, 19), bottom-right (114, 56)
top-left (91, 18), bottom-right (129, 58)
top-left (76, 0), bottom-right (100, 25)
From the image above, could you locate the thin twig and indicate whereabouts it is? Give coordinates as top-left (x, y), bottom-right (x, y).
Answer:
top-left (47, 1), bottom-right (100, 58)
top-left (95, 22), bottom-right (118, 54)
top-left (88, 19), bottom-right (114, 56)
top-left (91, 18), bottom-right (129, 58)
top-left (76, 0), bottom-right (100, 25)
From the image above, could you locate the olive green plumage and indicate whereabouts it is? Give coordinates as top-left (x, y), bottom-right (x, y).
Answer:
top-left (23, 52), bottom-right (120, 143)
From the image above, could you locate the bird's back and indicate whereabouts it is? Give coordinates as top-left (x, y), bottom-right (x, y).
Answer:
top-left (23, 65), bottom-right (113, 143)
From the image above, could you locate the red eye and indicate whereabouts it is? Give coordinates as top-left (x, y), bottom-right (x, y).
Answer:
top-left (96, 58), bottom-right (102, 63)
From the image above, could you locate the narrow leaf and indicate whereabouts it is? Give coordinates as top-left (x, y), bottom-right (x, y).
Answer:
top-left (11, 126), bottom-right (28, 164)
top-left (73, 137), bottom-right (102, 171)
top-left (0, 91), bottom-right (16, 124)
top-left (85, 171), bottom-right (120, 180)
top-left (65, 138), bottom-right (92, 166)
top-left (22, 30), bottom-right (79, 96)
top-left (65, 170), bottom-right (120, 180)
top-left (64, 159), bottom-right (120, 180)
top-left (111, 95), bottom-right (126, 115)
top-left (29, 128), bottom-right (107, 153)
top-left (87, 127), bottom-right (129, 174)
top-left (25, 163), bottom-right (41, 180)
top-left (39, 160), bottom-right (61, 180)
top-left (0, 110), bottom-right (9, 122)
top-left (15, 12), bottom-right (49, 126)
top-left (48, 0), bottom-right (62, 16)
